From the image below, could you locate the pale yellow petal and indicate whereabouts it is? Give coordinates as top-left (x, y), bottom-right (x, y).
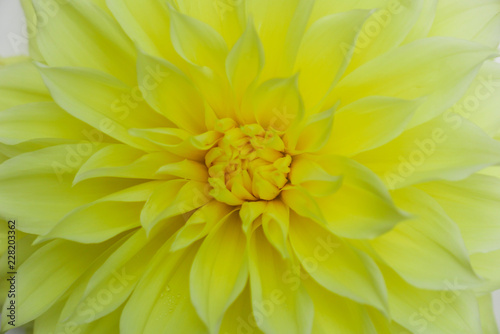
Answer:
top-left (32, 0), bottom-right (137, 85)
top-left (371, 187), bottom-right (481, 290)
top-left (190, 212), bottom-right (248, 333)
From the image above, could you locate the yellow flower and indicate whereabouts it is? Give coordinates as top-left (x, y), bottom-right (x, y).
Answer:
top-left (1, 0), bottom-right (500, 333)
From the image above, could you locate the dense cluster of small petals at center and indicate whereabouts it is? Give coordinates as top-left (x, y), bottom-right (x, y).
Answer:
top-left (205, 120), bottom-right (291, 205)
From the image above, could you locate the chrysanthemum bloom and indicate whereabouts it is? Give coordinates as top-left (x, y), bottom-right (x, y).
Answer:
top-left (1, 0), bottom-right (500, 333)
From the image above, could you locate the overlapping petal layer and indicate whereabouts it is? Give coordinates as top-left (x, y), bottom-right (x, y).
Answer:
top-left (1, 0), bottom-right (500, 333)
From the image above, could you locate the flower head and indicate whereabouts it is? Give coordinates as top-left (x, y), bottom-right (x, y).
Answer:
top-left (1, 0), bottom-right (500, 333)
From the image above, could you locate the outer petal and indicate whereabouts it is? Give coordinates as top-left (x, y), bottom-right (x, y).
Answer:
top-left (371, 187), bottom-right (481, 290)
top-left (34, 182), bottom-right (163, 244)
top-left (248, 227), bottom-right (314, 334)
top-left (448, 60), bottom-right (500, 137)
top-left (470, 249), bottom-right (500, 294)
top-left (38, 66), bottom-right (171, 151)
top-left (0, 60), bottom-right (50, 110)
top-left (289, 213), bottom-right (389, 314)
top-left (32, 0), bottom-right (137, 85)
top-left (346, 0), bottom-right (426, 72)
top-left (304, 278), bottom-right (377, 334)
top-left (381, 265), bottom-right (482, 334)
top-left (0, 102), bottom-right (101, 145)
top-left (478, 294), bottom-right (500, 334)
top-left (65, 220), bottom-right (182, 325)
top-left (429, 0), bottom-right (500, 48)
top-left (356, 116), bottom-right (500, 190)
top-left (418, 174), bottom-right (500, 253)
top-left (0, 145), bottom-right (136, 235)
top-left (1, 239), bottom-right (111, 330)
top-left (120, 235), bottom-right (206, 334)
top-left (330, 37), bottom-right (497, 126)
top-left (190, 212), bottom-right (248, 334)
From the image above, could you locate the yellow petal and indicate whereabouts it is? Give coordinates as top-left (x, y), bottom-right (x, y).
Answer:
top-left (226, 20), bottom-right (264, 107)
top-left (171, 200), bottom-right (233, 252)
top-left (73, 145), bottom-right (179, 185)
top-left (0, 102), bottom-right (100, 145)
top-left (0, 145), bottom-right (136, 235)
top-left (239, 201), bottom-right (268, 234)
top-left (246, 0), bottom-right (303, 80)
top-left (248, 226), bottom-right (314, 334)
top-left (322, 96), bottom-right (422, 156)
top-left (38, 65), bottom-right (170, 151)
top-left (35, 201), bottom-right (142, 244)
top-left (176, 0), bottom-right (245, 47)
top-left (66, 220), bottom-right (182, 325)
top-left (246, 76), bottom-right (304, 132)
top-left (0, 60), bottom-right (49, 110)
top-left (289, 213), bottom-right (389, 314)
top-left (293, 107), bottom-right (336, 153)
top-left (304, 277), bottom-right (376, 334)
top-left (470, 249), bottom-right (500, 294)
top-left (129, 127), bottom-right (220, 161)
top-left (330, 37), bottom-right (497, 126)
top-left (106, 0), bottom-right (183, 66)
top-left (32, 0), bottom-right (137, 85)
top-left (1, 240), bottom-right (111, 330)
top-left (346, 0), bottom-right (426, 72)
top-left (403, 0), bottom-right (439, 43)
top-left (289, 155), bottom-right (408, 239)
top-left (262, 199), bottom-right (290, 258)
top-left (219, 284), bottom-right (265, 334)
top-left (120, 235), bottom-right (206, 334)
top-left (140, 179), bottom-right (211, 233)
top-left (430, 0), bottom-right (500, 48)
top-left (478, 294), bottom-right (500, 333)
top-left (288, 158), bottom-right (343, 197)
top-left (371, 187), bottom-right (481, 290)
top-left (381, 265), bottom-right (482, 334)
top-left (356, 116), bottom-right (500, 190)
top-left (137, 51), bottom-right (207, 134)
top-left (168, 6), bottom-right (228, 73)
top-left (295, 10), bottom-right (371, 110)
top-left (448, 60), bottom-right (500, 137)
top-left (19, 0), bottom-right (44, 62)
top-left (190, 212), bottom-right (248, 333)
top-left (155, 159), bottom-right (208, 182)
top-left (418, 174), bottom-right (500, 253)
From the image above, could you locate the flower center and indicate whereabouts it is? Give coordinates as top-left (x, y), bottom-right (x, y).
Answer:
top-left (206, 120), bottom-right (291, 206)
